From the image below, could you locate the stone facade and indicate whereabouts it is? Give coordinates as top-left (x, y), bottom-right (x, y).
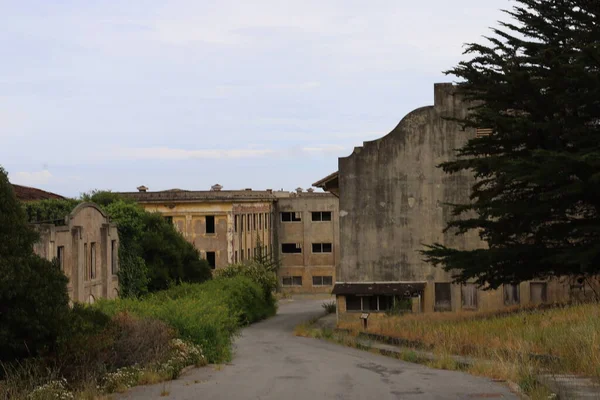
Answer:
top-left (315, 83), bottom-right (576, 321)
top-left (32, 203), bottom-right (120, 303)
top-left (120, 187), bottom-right (339, 293)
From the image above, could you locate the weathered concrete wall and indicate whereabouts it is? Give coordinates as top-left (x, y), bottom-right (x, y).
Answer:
top-left (338, 83), bottom-right (480, 285)
top-left (334, 83), bottom-right (578, 313)
top-left (275, 194), bottom-right (339, 293)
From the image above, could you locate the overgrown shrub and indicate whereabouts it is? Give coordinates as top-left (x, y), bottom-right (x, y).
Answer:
top-left (215, 260), bottom-right (278, 302)
top-left (95, 276), bottom-right (275, 363)
top-left (23, 198), bottom-right (81, 224)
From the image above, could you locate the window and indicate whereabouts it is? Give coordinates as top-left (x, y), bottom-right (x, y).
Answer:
top-left (264, 213), bottom-right (268, 230)
top-left (248, 248), bottom-right (250, 259)
top-left (164, 216), bottom-right (173, 224)
top-left (312, 276), bottom-right (333, 286)
top-left (84, 243), bottom-right (88, 280)
top-left (90, 242), bottom-right (97, 280)
top-left (461, 284), bottom-right (477, 310)
top-left (241, 215), bottom-right (244, 232)
top-left (435, 283), bottom-right (452, 311)
top-left (282, 243), bottom-right (302, 253)
top-left (206, 216), bottom-right (215, 234)
top-left (312, 211), bottom-right (332, 222)
top-left (234, 251), bottom-right (238, 263)
top-left (346, 295), bottom-right (362, 311)
top-left (281, 212), bottom-right (301, 222)
top-left (253, 214), bottom-right (256, 231)
top-left (259, 213), bottom-right (262, 230)
top-left (312, 243), bottom-right (332, 253)
top-left (206, 252), bottom-right (216, 269)
top-left (345, 295), bottom-right (397, 312)
top-left (476, 128), bottom-right (493, 138)
top-left (530, 282), bottom-right (547, 304)
top-left (56, 246), bottom-right (65, 271)
top-left (281, 276), bottom-right (302, 287)
top-left (111, 240), bottom-right (118, 275)
top-left (241, 249), bottom-right (244, 261)
top-left (504, 284), bottom-right (521, 306)
top-left (234, 215), bottom-right (238, 232)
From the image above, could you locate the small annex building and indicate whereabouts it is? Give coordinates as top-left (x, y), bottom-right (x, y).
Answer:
top-left (32, 203), bottom-right (120, 304)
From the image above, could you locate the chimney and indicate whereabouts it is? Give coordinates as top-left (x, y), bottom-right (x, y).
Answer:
top-left (266, 189), bottom-right (273, 194)
top-left (211, 184), bottom-right (223, 192)
top-left (137, 185), bottom-right (148, 192)
top-left (295, 187), bottom-right (303, 194)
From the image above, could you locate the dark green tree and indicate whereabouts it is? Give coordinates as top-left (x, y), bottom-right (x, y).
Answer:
top-left (422, 0), bottom-right (600, 289)
top-left (0, 166), bottom-right (70, 360)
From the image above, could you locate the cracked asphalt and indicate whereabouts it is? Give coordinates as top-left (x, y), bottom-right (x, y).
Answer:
top-left (118, 299), bottom-right (517, 400)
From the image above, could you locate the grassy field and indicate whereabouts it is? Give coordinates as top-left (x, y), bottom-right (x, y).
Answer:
top-left (338, 303), bottom-right (600, 379)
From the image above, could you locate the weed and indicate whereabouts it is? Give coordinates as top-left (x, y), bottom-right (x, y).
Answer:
top-left (322, 301), bottom-right (337, 314)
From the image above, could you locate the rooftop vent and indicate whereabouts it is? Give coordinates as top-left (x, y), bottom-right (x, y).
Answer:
top-left (244, 188), bottom-right (252, 191)
top-left (266, 189), bottom-right (273, 193)
top-left (211, 184), bottom-right (223, 191)
top-left (295, 187), bottom-right (303, 193)
top-left (307, 188), bottom-right (315, 193)
top-left (137, 185), bottom-right (148, 192)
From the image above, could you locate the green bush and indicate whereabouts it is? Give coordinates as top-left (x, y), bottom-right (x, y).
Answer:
top-left (95, 276), bottom-right (276, 363)
top-left (0, 167), bottom-right (71, 362)
top-left (215, 260), bottom-right (278, 302)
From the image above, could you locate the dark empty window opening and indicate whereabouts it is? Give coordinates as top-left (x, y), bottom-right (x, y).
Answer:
top-left (234, 215), bottom-right (238, 232)
top-left (282, 276), bottom-right (303, 287)
top-left (312, 211), bottom-right (332, 222)
top-left (206, 216), bottom-right (215, 234)
top-left (312, 243), bottom-right (332, 253)
top-left (259, 213), bottom-right (262, 230)
top-left (345, 295), bottom-right (397, 312)
top-left (282, 243), bottom-right (302, 253)
top-left (57, 246), bottom-right (65, 271)
top-left (312, 276), bottom-right (333, 286)
top-left (504, 284), bottom-right (520, 306)
top-left (253, 214), bottom-right (256, 230)
top-left (435, 283), bottom-right (452, 312)
top-left (164, 216), bottom-right (173, 225)
top-left (281, 212), bottom-right (301, 222)
top-left (206, 251), bottom-right (216, 269)
top-left (111, 240), bottom-right (117, 275)
top-left (90, 242), bottom-right (97, 280)
top-left (234, 251), bottom-right (238, 263)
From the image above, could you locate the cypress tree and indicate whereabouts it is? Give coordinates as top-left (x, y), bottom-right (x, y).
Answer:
top-left (422, 0), bottom-right (600, 288)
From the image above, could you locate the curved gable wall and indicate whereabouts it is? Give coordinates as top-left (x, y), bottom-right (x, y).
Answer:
top-left (337, 83), bottom-right (482, 282)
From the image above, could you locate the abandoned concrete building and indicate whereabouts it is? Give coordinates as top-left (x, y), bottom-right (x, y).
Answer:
top-left (32, 203), bottom-right (120, 304)
top-left (120, 186), bottom-right (338, 293)
top-left (315, 83), bottom-right (575, 321)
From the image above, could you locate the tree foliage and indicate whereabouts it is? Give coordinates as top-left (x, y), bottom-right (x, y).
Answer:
top-left (23, 198), bottom-right (81, 224)
top-left (0, 166), bottom-right (70, 361)
top-left (422, 0), bottom-right (600, 288)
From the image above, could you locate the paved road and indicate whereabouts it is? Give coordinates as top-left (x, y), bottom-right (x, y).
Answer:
top-left (119, 299), bottom-right (517, 400)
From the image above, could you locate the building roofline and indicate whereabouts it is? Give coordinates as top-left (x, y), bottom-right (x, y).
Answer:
top-left (312, 171), bottom-right (339, 188)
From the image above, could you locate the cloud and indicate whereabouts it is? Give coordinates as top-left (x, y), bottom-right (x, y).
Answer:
top-left (110, 147), bottom-right (276, 161)
top-left (11, 169), bottom-right (53, 185)
top-left (107, 144), bottom-right (353, 162)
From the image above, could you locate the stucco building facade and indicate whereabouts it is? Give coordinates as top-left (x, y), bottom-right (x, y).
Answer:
top-left (121, 186), bottom-right (339, 293)
top-left (315, 83), bottom-right (576, 321)
top-left (32, 203), bottom-right (120, 303)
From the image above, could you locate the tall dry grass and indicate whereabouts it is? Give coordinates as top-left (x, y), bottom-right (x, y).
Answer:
top-left (339, 303), bottom-right (600, 378)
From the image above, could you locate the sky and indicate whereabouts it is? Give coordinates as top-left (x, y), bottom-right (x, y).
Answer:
top-left (1, 0), bottom-right (509, 197)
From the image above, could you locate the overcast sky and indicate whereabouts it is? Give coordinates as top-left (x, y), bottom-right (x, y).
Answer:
top-left (1, 0), bottom-right (508, 197)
